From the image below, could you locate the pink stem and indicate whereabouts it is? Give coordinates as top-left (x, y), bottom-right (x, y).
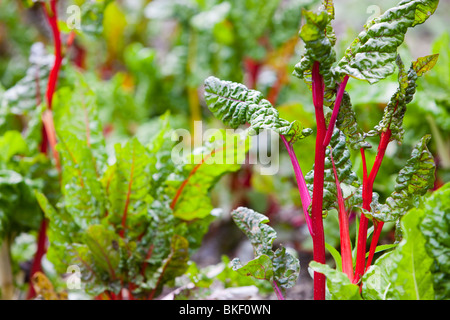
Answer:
top-left (281, 135), bottom-right (313, 236)
top-left (323, 75), bottom-right (349, 147)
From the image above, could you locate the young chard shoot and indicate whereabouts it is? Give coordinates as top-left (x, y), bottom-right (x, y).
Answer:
top-left (204, 0), bottom-right (441, 300)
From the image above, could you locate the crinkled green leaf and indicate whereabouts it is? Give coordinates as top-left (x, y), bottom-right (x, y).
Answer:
top-left (369, 54), bottom-right (438, 142)
top-left (366, 135), bottom-right (435, 222)
top-left (293, 8), bottom-right (336, 88)
top-left (231, 207), bottom-right (276, 256)
top-left (309, 261), bottom-right (362, 300)
top-left (204, 76), bottom-right (312, 141)
top-left (419, 183), bottom-right (450, 300)
top-left (335, 0), bottom-right (439, 84)
top-left (335, 92), bottom-right (372, 150)
top-left (230, 207), bottom-right (300, 290)
top-left (273, 246), bottom-right (300, 289)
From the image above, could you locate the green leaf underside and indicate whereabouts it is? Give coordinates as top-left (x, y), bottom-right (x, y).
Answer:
top-left (204, 76), bottom-right (312, 142)
top-left (335, 0), bottom-right (439, 84)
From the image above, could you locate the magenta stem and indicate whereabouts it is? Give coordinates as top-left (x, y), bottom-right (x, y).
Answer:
top-left (281, 135), bottom-right (313, 236)
top-left (323, 75), bottom-right (349, 147)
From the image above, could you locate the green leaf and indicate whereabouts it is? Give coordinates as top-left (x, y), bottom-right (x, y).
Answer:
top-left (150, 235), bottom-right (189, 295)
top-left (107, 138), bottom-right (154, 238)
top-left (53, 83), bottom-right (107, 174)
top-left (231, 254), bottom-right (274, 282)
top-left (83, 224), bottom-right (123, 279)
top-left (374, 204), bottom-right (435, 299)
top-left (231, 207), bottom-right (277, 256)
top-left (369, 54), bottom-right (439, 142)
top-left (35, 191), bottom-right (79, 274)
top-left (79, 0), bottom-right (114, 36)
top-left (56, 132), bottom-right (105, 229)
top-left (361, 252), bottom-right (395, 300)
top-left (273, 246), bottom-right (301, 289)
top-left (335, 0), bottom-right (439, 84)
top-left (325, 242), bottom-right (342, 272)
top-left (204, 76), bottom-right (312, 141)
top-left (0, 169), bottom-right (42, 237)
top-left (335, 92), bottom-right (372, 150)
top-left (230, 207), bottom-right (300, 290)
top-left (309, 261), bottom-right (362, 300)
top-left (412, 53), bottom-right (439, 76)
top-left (365, 244), bottom-right (398, 258)
top-left (293, 8), bottom-right (336, 88)
top-left (168, 130), bottom-right (248, 220)
top-left (419, 182), bottom-right (450, 300)
top-left (0, 42), bottom-right (52, 116)
top-left (367, 135), bottom-right (435, 222)
top-left (0, 131), bottom-right (28, 162)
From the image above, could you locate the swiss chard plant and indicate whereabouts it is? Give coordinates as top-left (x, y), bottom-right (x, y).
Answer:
top-left (35, 76), bottom-right (250, 298)
top-left (203, 0), bottom-right (444, 300)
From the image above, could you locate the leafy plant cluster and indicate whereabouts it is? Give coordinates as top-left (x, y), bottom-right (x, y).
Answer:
top-left (0, 0), bottom-right (448, 300)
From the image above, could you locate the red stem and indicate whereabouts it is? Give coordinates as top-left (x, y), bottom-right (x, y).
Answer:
top-left (329, 147), bottom-right (353, 280)
top-left (119, 148), bottom-right (136, 238)
top-left (310, 61), bottom-right (327, 300)
top-left (28, 0), bottom-right (63, 300)
top-left (42, 0), bottom-right (62, 110)
top-left (353, 129), bottom-right (392, 284)
top-left (26, 220), bottom-right (47, 300)
top-left (365, 220), bottom-right (384, 271)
